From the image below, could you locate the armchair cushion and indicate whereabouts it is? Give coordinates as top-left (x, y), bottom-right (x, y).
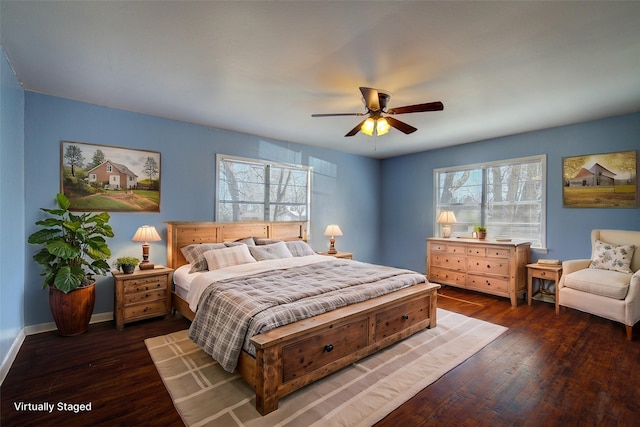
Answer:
top-left (589, 240), bottom-right (636, 273)
top-left (564, 268), bottom-right (632, 300)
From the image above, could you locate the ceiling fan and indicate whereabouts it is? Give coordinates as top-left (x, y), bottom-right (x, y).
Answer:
top-left (312, 87), bottom-right (443, 137)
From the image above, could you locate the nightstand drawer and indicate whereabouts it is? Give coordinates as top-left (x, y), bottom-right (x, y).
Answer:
top-left (123, 275), bottom-right (168, 294)
top-left (124, 289), bottom-right (167, 305)
top-left (123, 300), bottom-right (167, 320)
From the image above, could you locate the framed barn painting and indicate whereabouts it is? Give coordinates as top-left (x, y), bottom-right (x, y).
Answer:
top-left (60, 141), bottom-right (161, 212)
top-left (562, 150), bottom-right (637, 208)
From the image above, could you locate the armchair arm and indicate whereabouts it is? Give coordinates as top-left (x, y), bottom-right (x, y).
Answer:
top-left (559, 259), bottom-right (591, 288)
top-left (625, 271), bottom-right (640, 326)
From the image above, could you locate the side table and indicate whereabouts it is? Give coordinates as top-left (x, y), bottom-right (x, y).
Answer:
top-left (318, 251), bottom-right (353, 260)
top-left (526, 263), bottom-right (563, 314)
top-left (112, 266), bottom-right (173, 330)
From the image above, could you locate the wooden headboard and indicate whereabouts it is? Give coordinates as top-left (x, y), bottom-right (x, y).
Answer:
top-left (165, 221), bottom-right (307, 269)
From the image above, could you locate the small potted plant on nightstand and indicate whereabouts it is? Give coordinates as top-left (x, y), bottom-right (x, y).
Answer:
top-left (113, 256), bottom-right (140, 274)
top-left (474, 226), bottom-right (487, 240)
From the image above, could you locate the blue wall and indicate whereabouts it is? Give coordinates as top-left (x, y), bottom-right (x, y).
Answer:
top-left (1, 48), bottom-right (26, 367)
top-left (380, 113), bottom-right (640, 273)
top-left (23, 93), bottom-right (382, 325)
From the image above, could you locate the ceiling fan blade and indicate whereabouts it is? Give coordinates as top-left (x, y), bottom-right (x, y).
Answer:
top-left (345, 119), bottom-right (368, 137)
top-left (387, 101), bottom-right (444, 115)
top-left (385, 116), bottom-right (417, 134)
top-left (359, 87), bottom-right (380, 111)
top-left (311, 113), bottom-right (364, 117)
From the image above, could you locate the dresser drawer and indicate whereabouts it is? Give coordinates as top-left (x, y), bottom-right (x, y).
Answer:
top-left (123, 275), bottom-right (168, 294)
top-left (467, 274), bottom-right (509, 295)
top-left (124, 289), bottom-right (167, 305)
top-left (430, 253), bottom-right (466, 271)
top-left (429, 267), bottom-right (466, 286)
top-left (123, 300), bottom-right (168, 320)
top-left (466, 246), bottom-right (486, 257)
top-left (430, 242), bottom-right (447, 252)
top-left (282, 317), bottom-right (368, 382)
top-left (486, 248), bottom-right (511, 258)
top-left (375, 296), bottom-right (429, 340)
top-left (445, 244), bottom-right (466, 255)
top-left (467, 256), bottom-right (510, 276)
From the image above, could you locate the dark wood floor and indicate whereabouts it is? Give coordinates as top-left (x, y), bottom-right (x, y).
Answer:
top-left (2, 287), bottom-right (639, 426)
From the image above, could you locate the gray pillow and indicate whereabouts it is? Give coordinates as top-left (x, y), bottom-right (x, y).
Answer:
top-left (285, 241), bottom-right (315, 257)
top-left (249, 241), bottom-right (293, 261)
top-left (180, 243), bottom-right (227, 273)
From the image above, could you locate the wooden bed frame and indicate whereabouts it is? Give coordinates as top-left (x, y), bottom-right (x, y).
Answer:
top-left (166, 221), bottom-right (439, 415)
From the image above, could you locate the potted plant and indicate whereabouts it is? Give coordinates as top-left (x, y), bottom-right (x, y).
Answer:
top-left (28, 193), bottom-right (114, 336)
top-left (474, 226), bottom-right (487, 240)
top-left (113, 256), bottom-right (140, 274)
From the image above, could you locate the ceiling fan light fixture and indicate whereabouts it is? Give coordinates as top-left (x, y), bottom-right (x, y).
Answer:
top-left (376, 118), bottom-right (390, 136)
top-left (361, 117), bottom-right (375, 136)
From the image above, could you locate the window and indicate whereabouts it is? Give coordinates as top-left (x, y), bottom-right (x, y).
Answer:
top-left (217, 154), bottom-right (311, 222)
top-left (434, 155), bottom-right (546, 248)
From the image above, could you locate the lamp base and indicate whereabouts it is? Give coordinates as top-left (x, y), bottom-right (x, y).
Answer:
top-left (327, 238), bottom-right (337, 254)
top-left (139, 262), bottom-right (155, 270)
top-left (441, 224), bottom-right (452, 238)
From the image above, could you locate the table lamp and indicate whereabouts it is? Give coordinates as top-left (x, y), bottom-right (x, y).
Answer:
top-left (132, 225), bottom-right (161, 269)
top-left (323, 224), bottom-right (343, 254)
top-left (437, 211), bottom-right (457, 238)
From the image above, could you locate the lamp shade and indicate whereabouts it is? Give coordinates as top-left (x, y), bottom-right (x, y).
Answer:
top-left (437, 211), bottom-right (457, 224)
top-left (323, 224), bottom-right (343, 237)
top-left (131, 225), bottom-right (161, 243)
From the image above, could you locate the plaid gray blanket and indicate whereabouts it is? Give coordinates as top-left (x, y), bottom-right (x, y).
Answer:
top-left (188, 259), bottom-right (426, 372)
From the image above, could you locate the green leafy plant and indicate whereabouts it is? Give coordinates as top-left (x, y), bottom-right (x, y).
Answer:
top-left (113, 256), bottom-right (140, 269)
top-left (28, 193), bottom-right (114, 293)
top-left (474, 226), bottom-right (487, 232)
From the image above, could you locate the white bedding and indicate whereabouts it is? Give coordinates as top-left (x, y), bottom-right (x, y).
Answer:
top-left (185, 254), bottom-right (334, 312)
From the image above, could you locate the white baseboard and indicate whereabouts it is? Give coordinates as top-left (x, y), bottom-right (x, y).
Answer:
top-left (0, 311), bottom-right (113, 386)
top-left (0, 329), bottom-right (25, 386)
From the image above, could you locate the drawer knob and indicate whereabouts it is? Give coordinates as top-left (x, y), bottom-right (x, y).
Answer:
top-left (324, 344), bottom-right (334, 353)
top-left (402, 314), bottom-right (409, 321)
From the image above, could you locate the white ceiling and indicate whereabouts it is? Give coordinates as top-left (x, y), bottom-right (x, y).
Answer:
top-left (2, 1), bottom-right (640, 159)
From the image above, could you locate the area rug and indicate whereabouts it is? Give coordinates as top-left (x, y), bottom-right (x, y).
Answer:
top-left (145, 308), bottom-right (506, 427)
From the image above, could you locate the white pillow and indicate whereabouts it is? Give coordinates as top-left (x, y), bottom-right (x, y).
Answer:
top-left (204, 244), bottom-right (257, 270)
top-left (285, 241), bottom-right (315, 257)
top-left (249, 241), bottom-right (293, 261)
top-left (590, 239), bottom-right (636, 274)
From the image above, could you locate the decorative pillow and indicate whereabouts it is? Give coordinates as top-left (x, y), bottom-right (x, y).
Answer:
top-left (180, 243), bottom-right (227, 273)
top-left (254, 238), bottom-right (283, 245)
top-left (204, 244), bottom-right (257, 270)
top-left (285, 240), bottom-right (315, 257)
top-left (233, 237), bottom-right (256, 246)
top-left (248, 241), bottom-right (293, 261)
top-left (590, 240), bottom-right (636, 273)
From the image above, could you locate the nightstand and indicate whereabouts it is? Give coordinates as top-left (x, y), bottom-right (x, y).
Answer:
top-left (112, 266), bottom-right (173, 330)
top-left (319, 251), bottom-right (353, 259)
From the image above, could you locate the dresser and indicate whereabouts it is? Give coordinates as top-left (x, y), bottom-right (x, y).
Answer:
top-left (112, 266), bottom-right (173, 330)
top-left (426, 237), bottom-right (531, 306)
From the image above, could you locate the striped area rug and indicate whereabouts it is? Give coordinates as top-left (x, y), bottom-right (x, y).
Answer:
top-left (145, 309), bottom-right (507, 427)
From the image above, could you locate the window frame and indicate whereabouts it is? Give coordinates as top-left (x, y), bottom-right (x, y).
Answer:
top-left (216, 154), bottom-right (312, 223)
top-left (433, 155), bottom-right (546, 249)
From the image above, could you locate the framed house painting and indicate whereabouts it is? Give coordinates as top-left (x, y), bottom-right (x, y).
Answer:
top-left (562, 150), bottom-right (637, 208)
top-left (60, 141), bottom-right (161, 212)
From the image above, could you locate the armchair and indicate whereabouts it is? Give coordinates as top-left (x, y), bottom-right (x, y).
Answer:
top-left (558, 229), bottom-right (640, 340)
